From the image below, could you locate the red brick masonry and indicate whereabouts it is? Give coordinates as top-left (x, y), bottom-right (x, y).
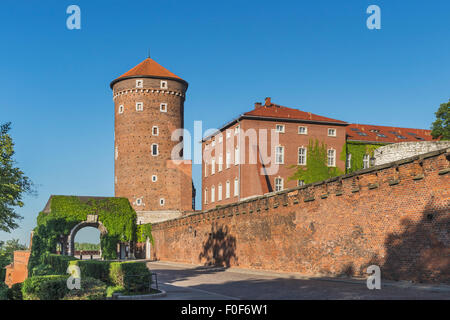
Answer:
top-left (152, 148), bottom-right (450, 283)
top-left (4, 251), bottom-right (30, 288)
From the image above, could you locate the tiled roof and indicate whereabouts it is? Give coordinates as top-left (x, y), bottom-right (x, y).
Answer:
top-left (244, 99), bottom-right (347, 125)
top-left (111, 58), bottom-right (183, 85)
top-left (346, 123), bottom-right (434, 143)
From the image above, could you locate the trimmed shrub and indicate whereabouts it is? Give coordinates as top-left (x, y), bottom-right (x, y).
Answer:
top-left (69, 260), bottom-right (111, 283)
top-left (22, 275), bottom-right (69, 300)
top-left (109, 261), bottom-right (151, 293)
top-left (7, 283), bottom-right (23, 300)
top-left (42, 253), bottom-right (77, 275)
top-left (0, 282), bottom-right (8, 300)
top-left (106, 285), bottom-right (125, 298)
top-left (62, 277), bottom-right (107, 300)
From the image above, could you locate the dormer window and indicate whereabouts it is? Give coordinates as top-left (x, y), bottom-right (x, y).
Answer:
top-left (136, 80), bottom-right (143, 88)
top-left (160, 103), bottom-right (167, 112)
top-left (136, 102), bottom-right (143, 111)
top-left (160, 80), bottom-right (168, 89)
top-left (118, 105), bottom-right (124, 114)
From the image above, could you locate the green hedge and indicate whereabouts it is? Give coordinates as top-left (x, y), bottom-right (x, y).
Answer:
top-left (62, 277), bottom-right (107, 300)
top-left (109, 261), bottom-right (151, 293)
top-left (22, 275), bottom-right (69, 300)
top-left (69, 260), bottom-right (111, 283)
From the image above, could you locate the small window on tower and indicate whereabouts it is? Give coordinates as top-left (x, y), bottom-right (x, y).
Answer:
top-left (136, 102), bottom-right (143, 111)
top-left (160, 81), bottom-right (168, 89)
top-left (160, 198), bottom-right (165, 206)
top-left (136, 198), bottom-right (143, 206)
top-left (136, 80), bottom-right (143, 88)
top-left (152, 175), bottom-right (157, 182)
top-left (152, 126), bottom-right (159, 136)
top-left (160, 103), bottom-right (167, 113)
top-left (151, 144), bottom-right (159, 156)
top-left (118, 105), bottom-right (124, 114)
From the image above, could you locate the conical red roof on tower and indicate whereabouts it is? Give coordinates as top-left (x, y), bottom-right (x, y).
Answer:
top-left (110, 58), bottom-right (186, 88)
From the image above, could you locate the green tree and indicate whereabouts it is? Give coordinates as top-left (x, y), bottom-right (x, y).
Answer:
top-left (0, 122), bottom-right (33, 232)
top-left (431, 100), bottom-right (450, 140)
top-left (0, 239), bottom-right (27, 282)
top-left (289, 139), bottom-right (343, 184)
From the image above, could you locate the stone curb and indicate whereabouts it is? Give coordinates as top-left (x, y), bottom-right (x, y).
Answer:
top-left (112, 289), bottom-right (167, 300)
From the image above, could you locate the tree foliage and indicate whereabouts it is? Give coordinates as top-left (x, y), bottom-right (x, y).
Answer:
top-left (0, 122), bottom-right (33, 232)
top-left (431, 100), bottom-right (450, 140)
top-left (289, 139), bottom-right (343, 184)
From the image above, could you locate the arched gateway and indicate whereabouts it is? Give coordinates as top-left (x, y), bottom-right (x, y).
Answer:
top-left (67, 215), bottom-right (107, 256)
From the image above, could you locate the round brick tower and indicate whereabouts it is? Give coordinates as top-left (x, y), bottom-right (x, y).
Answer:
top-left (110, 58), bottom-right (193, 222)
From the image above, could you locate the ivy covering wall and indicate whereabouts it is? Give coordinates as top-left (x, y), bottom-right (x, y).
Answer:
top-left (28, 196), bottom-right (139, 275)
top-left (289, 139), bottom-right (344, 184)
top-left (341, 141), bottom-right (388, 173)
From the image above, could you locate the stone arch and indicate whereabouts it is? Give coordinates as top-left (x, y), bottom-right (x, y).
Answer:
top-left (67, 218), bottom-right (107, 256)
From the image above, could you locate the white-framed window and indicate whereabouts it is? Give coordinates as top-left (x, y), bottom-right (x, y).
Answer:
top-left (234, 125), bottom-right (240, 135)
top-left (204, 188), bottom-right (208, 204)
top-left (211, 158), bottom-right (215, 175)
top-left (346, 154), bottom-right (352, 169)
top-left (136, 102), bottom-right (143, 111)
top-left (151, 144), bottom-right (159, 156)
top-left (211, 140), bottom-right (216, 147)
top-left (328, 128), bottom-right (337, 137)
top-left (363, 154), bottom-right (370, 169)
top-left (234, 178), bottom-right (239, 197)
top-left (218, 155), bottom-right (223, 172)
top-left (152, 175), bottom-right (157, 182)
top-left (218, 135), bottom-right (223, 144)
top-left (136, 79), bottom-right (143, 88)
top-left (298, 126), bottom-right (307, 135)
top-left (115, 146), bottom-right (118, 160)
top-left (160, 80), bottom-right (168, 89)
top-left (211, 185), bottom-right (215, 203)
top-left (204, 161), bottom-right (208, 177)
top-left (226, 130), bottom-right (231, 139)
top-left (118, 105), bottom-right (124, 114)
top-left (327, 149), bottom-right (336, 167)
top-left (234, 147), bottom-right (240, 165)
top-left (297, 180), bottom-right (305, 187)
top-left (159, 198), bottom-right (165, 206)
top-left (218, 184), bottom-right (222, 201)
top-left (275, 124), bottom-right (285, 133)
top-left (136, 198), bottom-right (143, 206)
top-left (275, 177), bottom-right (284, 192)
top-left (152, 126), bottom-right (159, 136)
top-left (226, 181), bottom-right (230, 199)
top-left (275, 146), bottom-right (284, 164)
top-left (160, 103), bottom-right (167, 112)
top-left (298, 147), bottom-right (307, 165)
top-left (226, 151), bottom-right (231, 169)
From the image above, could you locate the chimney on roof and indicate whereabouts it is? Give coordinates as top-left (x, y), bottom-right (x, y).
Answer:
top-left (265, 97), bottom-right (272, 106)
top-left (255, 102), bottom-right (262, 109)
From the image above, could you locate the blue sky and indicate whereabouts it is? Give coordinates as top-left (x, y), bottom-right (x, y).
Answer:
top-left (1, 0), bottom-right (449, 244)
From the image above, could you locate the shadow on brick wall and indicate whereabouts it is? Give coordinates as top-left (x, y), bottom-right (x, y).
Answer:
top-left (199, 223), bottom-right (238, 268)
top-left (381, 198), bottom-right (450, 283)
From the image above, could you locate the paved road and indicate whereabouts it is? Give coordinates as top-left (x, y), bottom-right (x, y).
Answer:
top-left (145, 261), bottom-right (450, 300)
